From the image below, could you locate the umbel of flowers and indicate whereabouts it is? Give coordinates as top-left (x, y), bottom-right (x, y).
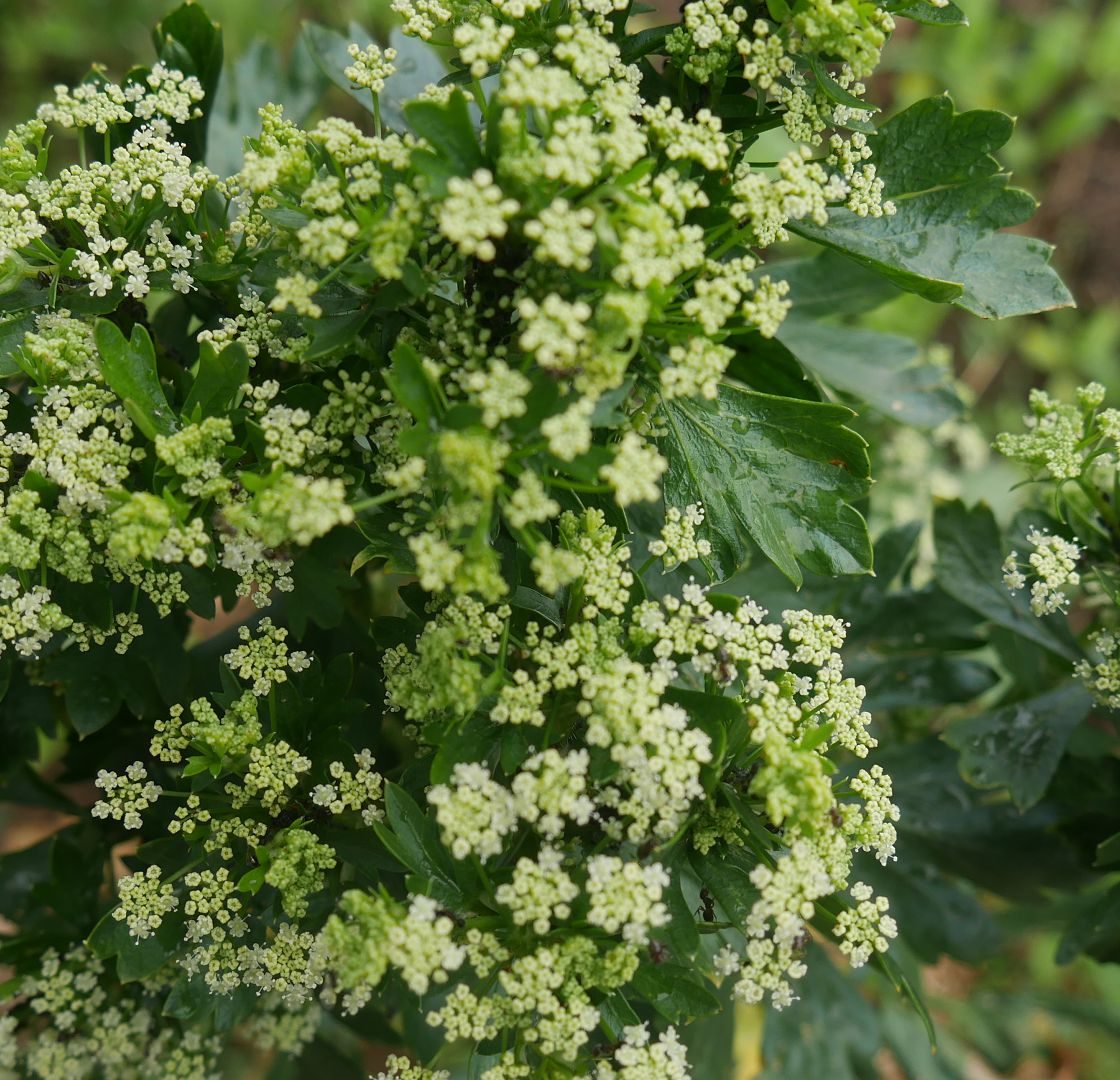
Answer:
top-left (0, 0), bottom-right (1064, 1075)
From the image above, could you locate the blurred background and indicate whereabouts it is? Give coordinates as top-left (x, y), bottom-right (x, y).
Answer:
top-left (1, 0), bottom-right (1118, 1075)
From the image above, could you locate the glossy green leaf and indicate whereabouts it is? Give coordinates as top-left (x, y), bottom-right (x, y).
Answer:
top-left (806, 54), bottom-right (880, 113)
top-left (891, 0), bottom-right (968, 26)
top-left (690, 847), bottom-right (758, 926)
top-left (94, 320), bottom-right (178, 439)
top-left (509, 586), bottom-right (563, 627)
top-left (654, 851), bottom-right (702, 962)
top-left (381, 782), bottom-right (460, 891)
top-left (792, 96), bottom-right (1073, 318)
top-left (657, 384), bottom-right (872, 585)
top-left (943, 681), bottom-right (1093, 810)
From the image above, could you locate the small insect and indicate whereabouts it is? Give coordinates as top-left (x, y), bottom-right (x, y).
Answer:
top-left (437, 907), bottom-right (465, 928)
top-left (792, 930), bottom-right (811, 952)
top-left (727, 762), bottom-right (760, 792)
top-left (698, 887), bottom-right (716, 923)
top-left (829, 806), bottom-right (843, 828)
top-left (648, 940), bottom-right (668, 965)
top-left (37, 271), bottom-right (52, 288)
top-left (715, 647), bottom-right (736, 684)
top-left (828, 458), bottom-right (849, 470)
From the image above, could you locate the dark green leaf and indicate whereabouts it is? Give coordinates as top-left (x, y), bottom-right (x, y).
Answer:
top-left (404, 92), bottom-right (482, 174)
top-left (509, 586), bottom-right (563, 628)
top-left (621, 25), bottom-right (674, 62)
top-left (854, 654), bottom-right (998, 711)
top-left (1057, 883), bottom-right (1120, 963)
top-left (806, 54), bottom-right (880, 113)
top-left (775, 317), bottom-right (961, 428)
top-left (758, 945), bottom-right (879, 1080)
top-left (654, 852), bottom-right (702, 962)
top-left (181, 341), bottom-right (250, 421)
top-left (657, 384), bottom-right (871, 585)
top-left (94, 320), bottom-right (178, 439)
top-left (690, 847), bottom-right (758, 926)
top-left (792, 96), bottom-right (1072, 318)
top-left (933, 500), bottom-right (1079, 660)
top-left (381, 783), bottom-right (460, 890)
top-left (303, 305), bottom-right (372, 361)
top-left (153, 2), bottom-right (223, 159)
top-left (66, 670), bottom-right (122, 736)
top-left (386, 341), bottom-right (440, 423)
top-left (1095, 831), bottom-right (1120, 869)
top-left (766, 251), bottom-right (903, 318)
top-left (856, 857), bottom-right (1000, 964)
top-left (878, 739), bottom-right (1084, 898)
top-left (631, 962), bottom-right (721, 1025)
top-left (0, 312), bottom-right (36, 378)
top-left (679, 978), bottom-right (736, 1079)
top-left (943, 681), bottom-right (1093, 810)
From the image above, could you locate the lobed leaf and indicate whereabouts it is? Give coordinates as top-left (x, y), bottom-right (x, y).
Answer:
top-left (657, 383), bottom-right (872, 586)
top-left (792, 96), bottom-right (1073, 318)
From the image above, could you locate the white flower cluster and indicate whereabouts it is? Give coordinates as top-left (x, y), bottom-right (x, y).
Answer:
top-left (834, 881), bottom-right (898, 967)
top-left (311, 748), bottom-right (385, 824)
top-left (494, 847), bottom-right (579, 934)
top-left (322, 891), bottom-right (466, 1012)
top-left (38, 64), bottom-right (204, 131)
top-left (585, 857), bottom-right (671, 945)
top-left (1002, 528), bottom-right (1082, 616)
top-left (995, 383), bottom-right (1120, 481)
top-left (595, 1023), bottom-right (692, 1079)
top-left (1076, 629), bottom-right (1120, 710)
top-left (113, 865), bottom-right (179, 939)
top-left (649, 503), bottom-right (712, 567)
top-left (91, 761), bottom-right (162, 830)
top-left (223, 616), bottom-right (309, 696)
top-left (345, 42), bottom-right (398, 93)
top-left (428, 762), bottom-right (518, 860)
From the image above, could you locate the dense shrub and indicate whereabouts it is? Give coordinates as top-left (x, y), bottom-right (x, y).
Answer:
top-left (3, 2), bottom-right (1114, 1077)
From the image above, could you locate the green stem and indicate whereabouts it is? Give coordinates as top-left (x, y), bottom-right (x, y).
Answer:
top-left (546, 476), bottom-right (610, 493)
top-left (351, 489), bottom-right (402, 512)
top-left (316, 249), bottom-right (362, 290)
top-left (1079, 477), bottom-right (1119, 532)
